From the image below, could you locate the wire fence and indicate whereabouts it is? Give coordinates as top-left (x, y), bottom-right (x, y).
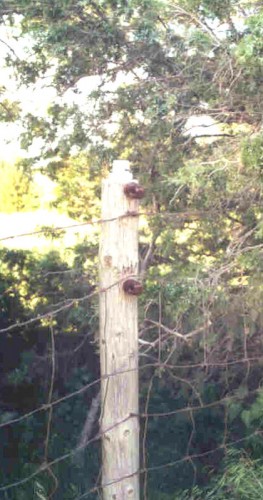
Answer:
top-left (1, 210), bottom-right (263, 499)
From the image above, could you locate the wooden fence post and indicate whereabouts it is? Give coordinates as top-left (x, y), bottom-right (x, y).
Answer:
top-left (99, 160), bottom-right (143, 499)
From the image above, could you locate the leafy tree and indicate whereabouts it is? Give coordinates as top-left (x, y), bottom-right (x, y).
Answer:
top-left (0, 161), bottom-right (39, 212)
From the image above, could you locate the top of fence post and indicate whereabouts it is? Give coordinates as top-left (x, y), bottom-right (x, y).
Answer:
top-left (110, 159), bottom-right (133, 181)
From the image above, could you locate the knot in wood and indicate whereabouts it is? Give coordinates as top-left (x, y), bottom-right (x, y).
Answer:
top-left (124, 182), bottom-right (145, 199)
top-left (123, 278), bottom-right (143, 296)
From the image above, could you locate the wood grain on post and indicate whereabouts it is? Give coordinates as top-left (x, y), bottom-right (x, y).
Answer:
top-left (99, 160), bottom-right (140, 499)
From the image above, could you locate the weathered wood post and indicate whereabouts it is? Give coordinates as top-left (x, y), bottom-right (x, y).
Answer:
top-left (99, 160), bottom-right (144, 499)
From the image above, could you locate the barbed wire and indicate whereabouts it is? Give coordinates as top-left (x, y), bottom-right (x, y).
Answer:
top-left (1, 410), bottom-right (263, 496)
top-left (0, 414), bottom-right (134, 493)
top-left (0, 281), bottom-right (262, 492)
top-left (73, 428), bottom-right (263, 499)
top-left (0, 277), bottom-right (126, 334)
top-left (0, 213), bottom-right (131, 242)
top-left (1, 354), bottom-right (263, 432)
top-left (0, 242), bottom-right (261, 337)
top-left (0, 354), bottom-right (263, 481)
top-left (0, 209), bottom-right (209, 242)
top-left (0, 209), bottom-right (260, 252)
top-left (0, 260), bottom-right (261, 419)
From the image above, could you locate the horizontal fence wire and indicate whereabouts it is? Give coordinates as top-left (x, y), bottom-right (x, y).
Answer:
top-left (0, 209), bottom-right (211, 242)
top-left (1, 419), bottom-right (263, 495)
top-left (1, 357), bottom-right (263, 431)
top-left (1, 353), bottom-right (263, 494)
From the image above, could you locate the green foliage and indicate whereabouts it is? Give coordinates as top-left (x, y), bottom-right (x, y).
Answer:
top-left (241, 390), bottom-right (263, 456)
top-left (241, 134), bottom-right (263, 177)
top-left (142, 375), bottom-right (226, 495)
top-left (50, 152), bottom-right (101, 221)
top-left (236, 13), bottom-right (263, 69)
top-left (0, 246), bottom-right (99, 499)
top-left (159, 451), bottom-right (263, 499)
top-left (205, 450), bottom-right (263, 500)
top-left (0, 161), bottom-right (39, 213)
top-left (181, 0), bottom-right (237, 19)
top-left (0, 244), bottom-right (98, 334)
top-left (0, 98), bottom-right (21, 122)
top-left (7, 357), bottom-right (32, 386)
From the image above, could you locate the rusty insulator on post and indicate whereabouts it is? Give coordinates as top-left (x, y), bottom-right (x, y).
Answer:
top-left (124, 182), bottom-right (145, 199)
top-left (123, 278), bottom-right (143, 296)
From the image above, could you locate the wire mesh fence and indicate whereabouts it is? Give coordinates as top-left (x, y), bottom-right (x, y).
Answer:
top-left (0, 211), bottom-right (262, 499)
